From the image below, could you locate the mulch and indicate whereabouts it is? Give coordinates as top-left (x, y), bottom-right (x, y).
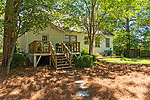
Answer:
top-left (0, 60), bottom-right (150, 100)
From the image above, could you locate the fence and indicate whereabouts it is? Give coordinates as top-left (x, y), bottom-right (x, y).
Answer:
top-left (129, 49), bottom-right (150, 58)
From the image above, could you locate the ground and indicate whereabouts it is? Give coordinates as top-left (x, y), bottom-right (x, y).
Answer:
top-left (0, 61), bottom-right (150, 100)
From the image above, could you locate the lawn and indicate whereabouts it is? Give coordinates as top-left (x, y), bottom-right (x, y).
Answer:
top-left (0, 48), bottom-right (2, 58)
top-left (0, 62), bottom-right (150, 100)
top-left (99, 57), bottom-right (150, 65)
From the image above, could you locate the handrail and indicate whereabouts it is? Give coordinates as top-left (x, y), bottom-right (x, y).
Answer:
top-left (29, 40), bottom-right (50, 53)
top-left (62, 42), bottom-right (72, 66)
top-left (49, 42), bottom-right (57, 68)
top-left (63, 41), bottom-right (80, 52)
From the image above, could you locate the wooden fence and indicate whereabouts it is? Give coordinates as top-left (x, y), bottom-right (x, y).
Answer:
top-left (129, 49), bottom-right (150, 57)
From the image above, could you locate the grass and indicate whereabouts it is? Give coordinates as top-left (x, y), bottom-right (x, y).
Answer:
top-left (0, 48), bottom-right (2, 58)
top-left (99, 57), bottom-right (150, 65)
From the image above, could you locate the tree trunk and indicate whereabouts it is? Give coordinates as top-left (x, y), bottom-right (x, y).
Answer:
top-left (3, 0), bottom-right (19, 75)
top-left (6, 38), bottom-right (17, 75)
top-left (88, 0), bottom-right (95, 55)
top-left (89, 39), bottom-right (94, 55)
top-left (2, 0), bottom-right (14, 67)
top-left (126, 17), bottom-right (130, 57)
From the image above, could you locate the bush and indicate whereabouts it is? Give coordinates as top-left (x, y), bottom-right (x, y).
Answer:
top-left (12, 53), bottom-right (25, 68)
top-left (103, 49), bottom-right (113, 56)
top-left (93, 61), bottom-right (99, 66)
top-left (112, 53), bottom-right (116, 56)
top-left (92, 53), bottom-right (99, 61)
top-left (74, 55), bottom-right (93, 68)
top-left (81, 48), bottom-right (89, 55)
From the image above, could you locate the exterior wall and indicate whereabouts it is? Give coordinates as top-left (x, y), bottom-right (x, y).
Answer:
top-left (17, 34), bottom-right (26, 52)
top-left (17, 26), bottom-right (64, 54)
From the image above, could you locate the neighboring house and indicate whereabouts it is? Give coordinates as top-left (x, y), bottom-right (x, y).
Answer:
top-left (17, 24), bottom-right (114, 68)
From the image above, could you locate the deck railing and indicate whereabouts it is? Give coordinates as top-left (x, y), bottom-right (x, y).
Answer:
top-left (29, 40), bottom-right (50, 53)
top-left (63, 42), bottom-right (80, 52)
top-left (62, 42), bottom-right (72, 66)
top-left (49, 42), bottom-right (57, 68)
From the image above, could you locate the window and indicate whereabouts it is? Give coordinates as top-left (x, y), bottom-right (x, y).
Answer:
top-left (65, 35), bottom-right (70, 42)
top-left (65, 35), bottom-right (77, 42)
top-left (106, 38), bottom-right (110, 48)
top-left (95, 37), bottom-right (100, 47)
top-left (84, 36), bottom-right (89, 45)
top-left (42, 35), bottom-right (48, 41)
top-left (70, 35), bottom-right (77, 42)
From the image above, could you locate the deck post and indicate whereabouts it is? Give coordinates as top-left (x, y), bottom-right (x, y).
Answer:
top-left (34, 55), bottom-right (37, 67)
top-left (55, 55), bottom-right (57, 69)
top-left (49, 55), bottom-right (52, 66)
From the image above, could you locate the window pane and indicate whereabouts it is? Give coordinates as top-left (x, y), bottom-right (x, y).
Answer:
top-left (70, 36), bottom-right (77, 42)
top-left (65, 35), bottom-right (77, 42)
top-left (42, 35), bottom-right (48, 41)
top-left (84, 36), bottom-right (89, 45)
top-left (65, 35), bottom-right (70, 42)
top-left (106, 38), bottom-right (110, 48)
top-left (95, 37), bottom-right (100, 47)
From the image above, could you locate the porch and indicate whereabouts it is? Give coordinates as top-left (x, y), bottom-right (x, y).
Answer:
top-left (28, 40), bottom-right (81, 69)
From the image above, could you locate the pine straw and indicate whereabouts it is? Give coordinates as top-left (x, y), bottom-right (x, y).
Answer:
top-left (0, 61), bottom-right (150, 100)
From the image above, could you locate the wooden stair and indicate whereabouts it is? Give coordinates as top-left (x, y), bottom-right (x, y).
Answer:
top-left (56, 54), bottom-right (72, 69)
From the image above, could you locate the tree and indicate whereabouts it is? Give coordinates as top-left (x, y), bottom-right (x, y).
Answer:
top-left (113, 0), bottom-right (146, 57)
top-left (2, 0), bottom-right (56, 75)
top-left (57, 0), bottom-right (118, 55)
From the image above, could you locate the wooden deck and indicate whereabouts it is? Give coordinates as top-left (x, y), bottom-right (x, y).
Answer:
top-left (29, 40), bottom-right (81, 68)
top-left (29, 40), bottom-right (50, 53)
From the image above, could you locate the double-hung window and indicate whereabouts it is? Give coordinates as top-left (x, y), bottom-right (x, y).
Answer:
top-left (106, 38), bottom-right (110, 48)
top-left (95, 37), bottom-right (100, 47)
top-left (84, 36), bottom-right (89, 45)
top-left (65, 35), bottom-right (77, 42)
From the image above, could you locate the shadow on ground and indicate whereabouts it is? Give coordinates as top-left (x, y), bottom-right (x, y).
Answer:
top-left (0, 61), bottom-right (150, 100)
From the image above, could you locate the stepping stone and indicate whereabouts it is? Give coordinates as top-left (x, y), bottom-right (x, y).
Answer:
top-left (75, 80), bottom-right (85, 84)
top-left (76, 91), bottom-right (89, 97)
top-left (68, 73), bottom-right (73, 76)
top-left (79, 84), bottom-right (88, 89)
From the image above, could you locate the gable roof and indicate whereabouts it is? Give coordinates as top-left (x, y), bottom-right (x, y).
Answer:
top-left (52, 23), bottom-right (114, 36)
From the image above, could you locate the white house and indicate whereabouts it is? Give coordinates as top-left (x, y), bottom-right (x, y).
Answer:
top-left (17, 24), bottom-right (114, 68)
top-left (17, 25), bottom-right (114, 54)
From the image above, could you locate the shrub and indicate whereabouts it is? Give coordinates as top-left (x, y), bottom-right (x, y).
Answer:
top-left (103, 49), bottom-right (113, 56)
top-left (93, 61), bottom-right (99, 66)
top-left (81, 48), bottom-right (89, 55)
top-left (12, 53), bottom-right (25, 68)
top-left (74, 55), bottom-right (93, 68)
top-left (92, 53), bottom-right (99, 61)
top-left (112, 53), bottom-right (116, 56)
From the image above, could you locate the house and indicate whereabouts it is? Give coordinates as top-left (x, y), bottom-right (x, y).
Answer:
top-left (17, 24), bottom-right (114, 68)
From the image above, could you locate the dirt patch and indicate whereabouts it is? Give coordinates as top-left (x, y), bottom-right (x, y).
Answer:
top-left (0, 62), bottom-right (150, 100)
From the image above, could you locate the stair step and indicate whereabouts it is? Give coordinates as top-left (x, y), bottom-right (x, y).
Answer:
top-left (57, 61), bottom-right (69, 64)
top-left (57, 63), bottom-right (70, 67)
top-left (56, 53), bottom-right (64, 56)
top-left (57, 66), bottom-right (72, 69)
top-left (57, 58), bottom-right (68, 61)
top-left (57, 56), bottom-right (66, 59)
top-left (57, 55), bottom-right (65, 57)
